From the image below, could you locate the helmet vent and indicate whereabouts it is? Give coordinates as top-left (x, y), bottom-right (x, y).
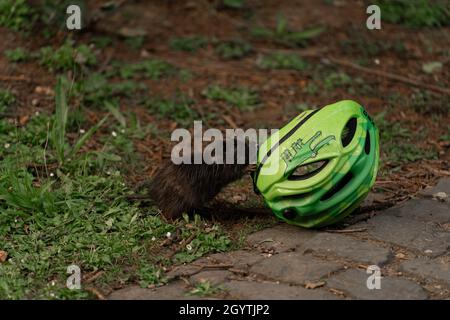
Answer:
top-left (282, 190), bottom-right (314, 202)
top-left (283, 209), bottom-right (297, 220)
top-left (364, 130), bottom-right (371, 154)
top-left (321, 172), bottom-right (353, 201)
top-left (341, 117), bottom-right (357, 147)
top-left (288, 160), bottom-right (328, 181)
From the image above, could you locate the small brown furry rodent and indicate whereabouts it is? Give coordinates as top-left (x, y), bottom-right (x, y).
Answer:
top-left (147, 137), bottom-right (255, 219)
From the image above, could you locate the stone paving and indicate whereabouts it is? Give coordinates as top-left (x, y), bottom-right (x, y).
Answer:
top-left (109, 178), bottom-right (450, 300)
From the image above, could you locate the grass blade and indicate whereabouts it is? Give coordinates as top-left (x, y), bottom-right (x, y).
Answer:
top-left (105, 101), bottom-right (126, 127)
top-left (51, 76), bottom-right (69, 165)
top-left (68, 115), bottom-right (109, 159)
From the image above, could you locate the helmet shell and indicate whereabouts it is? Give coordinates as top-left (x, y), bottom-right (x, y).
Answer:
top-left (253, 100), bottom-right (379, 228)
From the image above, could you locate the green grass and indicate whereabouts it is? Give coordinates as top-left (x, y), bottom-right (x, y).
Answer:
top-left (202, 85), bottom-right (259, 111)
top-left (173, 215), bottom-right (231, 264)
top-left (215, 40), bottom-right (252, 59)
top-left (39, 41), bottom-right (97, 72)
top-left (339, 34), bottom-right (407, 59)
top-left (440, 128), bottom-right (450, 142)
top-left (0, 79), bottom-right (233, 300)
top-left (51, 77), bottom-right (109, 166)
top-left (375, 112), bottom-right (437, 170)
top-left (375, 0), bottom-right (450, 27)
top-left (5, 41), bottom-right (97, 73)
top-left (0, 0), bottom-right (33, 31)
top-left (125, 36), bottom-right (145, 50)
top-left (170, 36), bottom-right (208, 52)
top-left (115, 59), bottom-right (177, 80)
top-left (145, 95), bottom-right (199, 126)
top-left (303, 69), bottom-right (363, 95)
top-left (100, 103), bottom-right (157, 165)
top-left (4, 48), bottom-right (29, 63)
top-left (302, 82), bottom-right (319, 95)
top-left (410, 91), bottom-right (449, 115)
top-left (137, 264), bottom-right (168, 288)
top-left (91, 36), bottom-right (113, 49)
top-left (323, 72), bottom-right (352, 90)
top-left (257, 52), bottom-right (309, 71)
top-left (0, 89), bottom-right (15, 114)
top-left (188, 280), bottom-right (225, 297)
top-left (222, 0), bottom-right (245, 9)
top-left (251, 14), bottom-right (325, 47)
top-left (74, 73), bottom-right (146, 108)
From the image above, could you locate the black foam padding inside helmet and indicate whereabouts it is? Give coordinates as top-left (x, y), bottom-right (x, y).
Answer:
top-left (341, 117), bottom-right (357, 147)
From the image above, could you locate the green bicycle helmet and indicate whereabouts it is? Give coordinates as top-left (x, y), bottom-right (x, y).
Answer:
top-left (252, 100), bottom-right (379, 228)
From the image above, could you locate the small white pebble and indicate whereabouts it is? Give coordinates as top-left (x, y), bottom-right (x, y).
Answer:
top-left (433, 192), bottom-right (448, 200)
top-left (79, 129), bottom-right (86, 134)
top-left (106, 171), bottom-right (111, 175)
top-left (140, 49), bottom-right (150, 58)
top-left (51, 280), bottom-right (56, 286)
top-left (4, 143), bottom-right (10, 149)
top-left (166, 232), bottom-right (172, 239)
top-left (374, 58), bottom-right (380, 65)
top-left (49, 293), bottom-right (55, 297)
top-left (111, 131), bottom-right (117, 137)
top-left (49, 173), bottom-right (54, 177)
top-left (424, 249), bottom-right (433, 254)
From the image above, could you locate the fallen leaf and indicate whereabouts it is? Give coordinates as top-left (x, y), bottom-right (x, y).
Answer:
top-left (19, 115), bottom-right (30, 126)
top-left (305, 281), bottom-right (326, 289)
top-left (0, 250), bottom-right (8, 263)
top-left (118, 27), bottom-right (147, 38)
top-left (395, 252), bottom-right (406, 259)
top-left (422, 61), bottom-right (442, 74)
top-left (329, 288), bottom-right (345, 296)
top-left (35, 86), bottom-right (54, 96)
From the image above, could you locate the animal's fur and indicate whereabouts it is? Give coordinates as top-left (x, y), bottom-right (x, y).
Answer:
top-left (147, 138), bottom-right (254, 219)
